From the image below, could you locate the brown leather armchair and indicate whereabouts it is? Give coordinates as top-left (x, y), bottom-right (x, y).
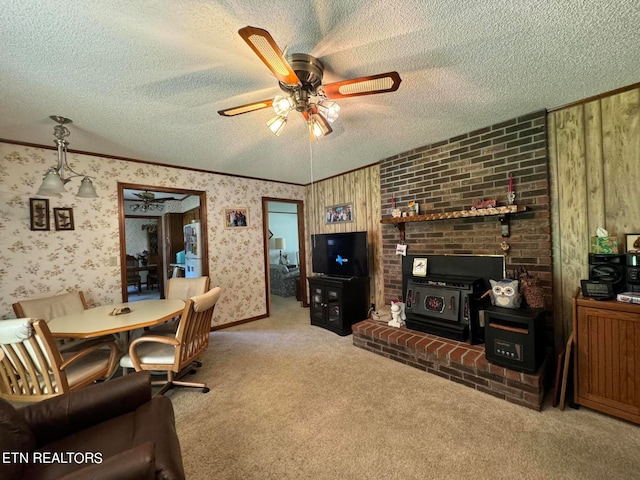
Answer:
top-left (0, 371), bottom-right (185, 479)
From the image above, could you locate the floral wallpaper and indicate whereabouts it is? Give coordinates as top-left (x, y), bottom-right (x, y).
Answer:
top-left (0, 142), bottom-right (304, 326)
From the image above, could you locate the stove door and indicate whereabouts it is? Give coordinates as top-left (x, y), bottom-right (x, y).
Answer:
top-left (409, 284), bottom-right (460, 323)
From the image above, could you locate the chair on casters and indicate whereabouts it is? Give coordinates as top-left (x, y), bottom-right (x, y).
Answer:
top-left (120, 287), bottom-right (221, 395)
top-left (0, 318), bottom-right (118, 402)
top-left (12, 291), bottom-right (107, 352)
top-left (146, 276), bottom-right (210, 336)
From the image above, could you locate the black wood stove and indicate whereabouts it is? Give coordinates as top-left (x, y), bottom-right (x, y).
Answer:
top-left (401, 255), bottom-right (504, 344)
top-left (405, 274), bottom-right (488, 344)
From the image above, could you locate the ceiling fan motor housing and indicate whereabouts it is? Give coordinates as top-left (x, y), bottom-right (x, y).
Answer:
top-left (280, 53), bottom-right (324, 94)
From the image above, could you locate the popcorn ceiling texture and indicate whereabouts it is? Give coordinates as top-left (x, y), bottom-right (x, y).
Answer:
top-left (0, 1), bottom-right (639, 184)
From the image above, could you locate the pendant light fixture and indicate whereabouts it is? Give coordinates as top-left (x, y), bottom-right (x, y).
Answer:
top-left (36, 116), bottom-right (98, 198)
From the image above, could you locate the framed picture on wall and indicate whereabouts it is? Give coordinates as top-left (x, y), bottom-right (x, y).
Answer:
top-left (29, 198), bottom-right (50, 231)
top-left (626, 233), bottom-right (640, 253)
top-left (325, 202), bottom-right (353, 223)
top-left (224, 208), bottom-right (249, 228)
top-left (412, 258), bottom-right (428, 277)
top-left (53, 208), bottom-right (74, 231)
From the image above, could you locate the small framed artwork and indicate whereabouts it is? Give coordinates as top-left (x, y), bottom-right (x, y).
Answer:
top-left (224, 208), bottom-right (249, 228)
top-left (29, 198), bottom-right (50, 231)
top-left (412, 258), bottom-right (428, 277)
top-left (626, 233), bottom-right (640, 253)
top-left (325, 202), bottom-right (353, 223)
top-left (53, 208), bottom-right (74, 231)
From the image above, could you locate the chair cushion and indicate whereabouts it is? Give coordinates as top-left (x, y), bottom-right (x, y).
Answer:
top-left (62, 349), bottom-right (114, 388)
top-left (119, 342), bottom-right (176, 369)
top-left (167, 277), bottom-right (209, 301)
top-left (15, 292), bottom-right (85, 321)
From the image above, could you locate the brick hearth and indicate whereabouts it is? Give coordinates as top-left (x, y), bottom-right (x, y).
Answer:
top-left (352, 319), bottom-right (546, 411)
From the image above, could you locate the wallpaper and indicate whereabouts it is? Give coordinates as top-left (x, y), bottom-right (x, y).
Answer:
top-left (0, 142), bottom-right (304, 325)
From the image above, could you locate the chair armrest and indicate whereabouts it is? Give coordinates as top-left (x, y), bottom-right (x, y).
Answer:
top-left (58, 441), bottom-right (155, 480)
top-left (20, 372), bottom-right (153, 448)
top-left (59, 338), bottom-right (118, 371)
top-left (128, 335), bottom-right (179, 370)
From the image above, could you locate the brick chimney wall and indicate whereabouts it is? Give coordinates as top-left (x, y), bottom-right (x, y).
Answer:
top-left (380, 110), bottom-right (551, 307)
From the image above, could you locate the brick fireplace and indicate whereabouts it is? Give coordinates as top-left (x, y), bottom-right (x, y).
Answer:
top-left (350, 110), bottom-right (553, 410)
top-left (379, 109), bottom-right (552, 313)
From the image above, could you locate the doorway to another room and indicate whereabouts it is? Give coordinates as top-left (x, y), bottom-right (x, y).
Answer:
top-left (263, 198), bottom-right (307, 316)
top-left (119, 184), bottom-right (208, 303)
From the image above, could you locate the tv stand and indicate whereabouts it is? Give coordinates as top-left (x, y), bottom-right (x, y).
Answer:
top-left (308, 276), bottom-right (369, 336)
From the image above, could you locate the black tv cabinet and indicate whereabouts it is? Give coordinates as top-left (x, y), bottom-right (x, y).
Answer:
top-left (308, 276), bottom-right (370, 336)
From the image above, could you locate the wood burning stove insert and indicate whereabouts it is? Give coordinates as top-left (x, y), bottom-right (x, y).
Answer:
top-left (401, 255), bottom-right (505, 344)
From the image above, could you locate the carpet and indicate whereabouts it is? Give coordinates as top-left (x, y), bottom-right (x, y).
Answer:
top-left (167, 296), bottom-right (640, 479)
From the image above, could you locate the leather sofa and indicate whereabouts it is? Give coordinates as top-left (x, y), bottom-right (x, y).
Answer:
top-left (0, 372), bottom-right (185, 480)
top-left (270, 264), bottom-right (300, 297)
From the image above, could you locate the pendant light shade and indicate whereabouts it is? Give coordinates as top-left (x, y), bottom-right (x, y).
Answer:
top-left (76, 177), bottom-right (99, 198)
top-left (36, 116), bottom-right (99, 198)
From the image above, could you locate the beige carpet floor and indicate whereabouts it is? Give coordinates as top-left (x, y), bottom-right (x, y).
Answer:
top-left (167, 296), bottom-right (640, 480)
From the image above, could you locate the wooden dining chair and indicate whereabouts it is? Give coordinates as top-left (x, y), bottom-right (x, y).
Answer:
top-left (0, 318), bottom-right (118, 402)
top-left (12, 291), bottom-right (102, 352)
top-left (126, 254), bottom-right (142, 294)
top-left (120, 287), bottom-right (221, 395)
top-left (145, 276), bottom-right (211, 336)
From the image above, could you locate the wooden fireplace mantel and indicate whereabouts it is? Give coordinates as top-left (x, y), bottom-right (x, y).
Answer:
top-left (380, 205), bottom-right (528, 241)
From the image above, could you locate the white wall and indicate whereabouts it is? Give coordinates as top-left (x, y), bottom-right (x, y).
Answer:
top-left (268, 201), bottom-right (299, 265)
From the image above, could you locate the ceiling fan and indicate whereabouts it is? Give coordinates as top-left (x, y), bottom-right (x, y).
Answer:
top-left (218, 26), bottom-right (402, 140)
top-left (130, 191), bottom-right (177, 212)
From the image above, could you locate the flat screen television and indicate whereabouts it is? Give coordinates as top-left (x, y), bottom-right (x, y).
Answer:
top-left (311, 231), bottom-right (369, 278)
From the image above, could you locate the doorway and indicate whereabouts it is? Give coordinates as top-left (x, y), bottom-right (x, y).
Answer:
top-left (263, 198), bottom-right (307, 317)
top-left (118, 183), bottom-right (209, 302)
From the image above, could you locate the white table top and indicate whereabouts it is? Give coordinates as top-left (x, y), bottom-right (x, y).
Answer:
top-left (48, 299), bottom-right (185, 339)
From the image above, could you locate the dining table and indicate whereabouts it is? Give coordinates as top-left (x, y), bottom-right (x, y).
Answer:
top-left (48, 299), bottom-right (185, 344)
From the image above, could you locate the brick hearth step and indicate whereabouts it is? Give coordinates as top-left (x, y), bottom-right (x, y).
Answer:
top-left (352, 319), bottom-right (546, 411)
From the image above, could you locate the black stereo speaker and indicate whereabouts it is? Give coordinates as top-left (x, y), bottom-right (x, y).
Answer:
top-left (589, 253), bottom-right (625, 293)
top-left (627, 253), bottom-right (640, 292)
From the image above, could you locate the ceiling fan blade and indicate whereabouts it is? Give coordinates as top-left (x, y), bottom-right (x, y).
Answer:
top-left (238, 26), bottom-right (300, 86)
top-left (217, 99), bottom-right (273, 117)
top-left (320, 71), bottom-right (402, 99)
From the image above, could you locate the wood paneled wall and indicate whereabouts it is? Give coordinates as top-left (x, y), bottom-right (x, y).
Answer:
top-left (549, 86), bottom-right (640, 347)
top-left (304, 165), bottom-right (384, 307)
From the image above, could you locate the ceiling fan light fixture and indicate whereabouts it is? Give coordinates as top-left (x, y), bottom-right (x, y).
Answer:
top-left (316, 100), bottom-right (340, 123)
top-left (309, 112), bottom-right (332, 141)
top-left (272, 95), bottom-right (294, 117)
top-left (267, 115), bottom-right (287, 136)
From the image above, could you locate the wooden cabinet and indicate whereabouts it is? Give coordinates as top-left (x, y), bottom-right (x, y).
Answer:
top-left (183, 207), bottom-right (200, 225)
top-left (308, 276), bottom-right (369, 336)
top-left (573, 294), bottom-right (640, 424)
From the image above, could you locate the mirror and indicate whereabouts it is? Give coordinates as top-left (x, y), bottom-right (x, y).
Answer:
top-left (118, 183), bottom-right (208, 302)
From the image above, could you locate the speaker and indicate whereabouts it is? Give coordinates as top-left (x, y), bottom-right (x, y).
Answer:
top-left (589, 254), bottom-right (625, 293)
top-left (626, 253), bottom-right (640, 292)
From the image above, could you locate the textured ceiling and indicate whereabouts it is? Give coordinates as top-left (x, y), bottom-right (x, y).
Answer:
top-left (1, 1), bottom-right (639, 185)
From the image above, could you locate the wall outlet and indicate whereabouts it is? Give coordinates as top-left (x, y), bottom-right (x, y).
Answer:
top-left (371, 303), bottom-right (376, 311)
top-left (109, 256), bottom-right (119, 267)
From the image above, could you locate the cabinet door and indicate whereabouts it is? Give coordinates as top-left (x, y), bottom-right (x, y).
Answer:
top-left (577, 306), bottom-right (640, 420)
top-left (325, 286), bottom-right (342, 327)
top-left (310, 284), bottom-right (325, 324)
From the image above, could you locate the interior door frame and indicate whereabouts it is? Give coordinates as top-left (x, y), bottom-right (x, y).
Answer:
top-left (262, 197), bottom-right (308, 315)
top-left (118, 182), bottom-right (208, 302)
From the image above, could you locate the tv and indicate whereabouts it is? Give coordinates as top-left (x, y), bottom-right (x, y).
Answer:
top-left (311, 231), bottom-right (369, 278)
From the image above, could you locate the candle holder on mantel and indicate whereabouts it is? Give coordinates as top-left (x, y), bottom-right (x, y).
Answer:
top-left (506, 191), bottom-right (516, 206)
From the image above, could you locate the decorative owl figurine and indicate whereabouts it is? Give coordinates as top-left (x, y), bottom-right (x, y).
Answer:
top-left (489, 278), bottom-right (522, 309)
